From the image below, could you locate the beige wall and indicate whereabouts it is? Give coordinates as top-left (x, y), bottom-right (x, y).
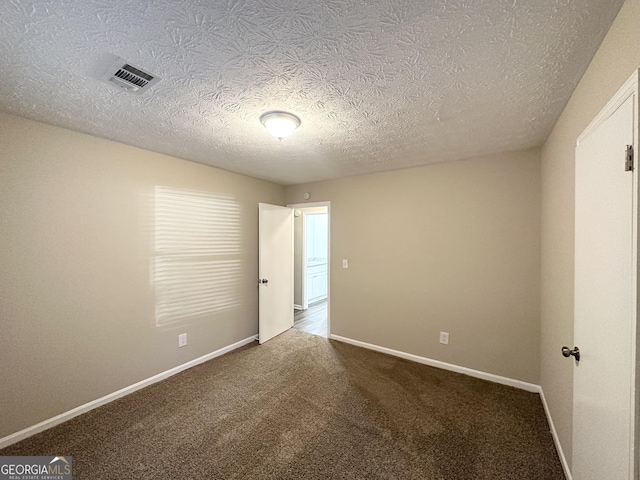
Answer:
top-left (0, 111), bottom-right (284, 439)
top-left (286, 149), bottom-right (541, 383)
top-left (540, 0), bottom-right (640, 466)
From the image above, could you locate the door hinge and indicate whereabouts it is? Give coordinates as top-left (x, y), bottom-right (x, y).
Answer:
top-left (625, 145), bottom-right (634, 172)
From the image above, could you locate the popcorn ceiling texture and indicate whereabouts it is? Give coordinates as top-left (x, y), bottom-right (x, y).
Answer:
top-left (0, 0), bottom-right (624, 185)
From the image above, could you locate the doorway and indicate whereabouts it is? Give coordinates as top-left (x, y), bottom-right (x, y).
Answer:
top-left (572, 72), bottom-right (638, 479)
top-left (288, 202), bottom-right (330, 338)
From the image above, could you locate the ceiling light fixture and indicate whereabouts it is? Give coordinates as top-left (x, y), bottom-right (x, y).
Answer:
top-left (260, 111), bottom-right (301, 140)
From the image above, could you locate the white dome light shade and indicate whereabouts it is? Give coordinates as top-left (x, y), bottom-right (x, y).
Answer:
top-left (260, 111), bottom-right (301, 139)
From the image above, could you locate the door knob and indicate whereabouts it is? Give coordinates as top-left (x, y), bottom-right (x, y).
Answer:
top-left (562, 346), bottom-right (580, 362)
top-left (258, 278), bottom-right (268, 284)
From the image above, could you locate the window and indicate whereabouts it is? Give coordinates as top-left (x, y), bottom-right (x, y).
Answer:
top-left (153, 187), bottom-right (242, 326)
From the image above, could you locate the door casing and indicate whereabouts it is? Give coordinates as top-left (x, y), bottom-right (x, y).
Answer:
top-left (288, 201), bottom-right (331, 338)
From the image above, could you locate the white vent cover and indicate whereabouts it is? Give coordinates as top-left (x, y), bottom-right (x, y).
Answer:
top-left (99, 55), bottom-right (160, 94)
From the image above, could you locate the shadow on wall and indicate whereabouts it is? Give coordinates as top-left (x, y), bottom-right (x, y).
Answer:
top-left (153, 187), bottom-right (242, 327)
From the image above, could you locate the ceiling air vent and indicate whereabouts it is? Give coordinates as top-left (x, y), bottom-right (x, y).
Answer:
top-left (99, 55), bottom-right (160, 94)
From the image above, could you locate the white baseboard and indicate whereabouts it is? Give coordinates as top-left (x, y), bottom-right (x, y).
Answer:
top-left (329, 334), bottom-right (540, 392)
top-left (329, 334), bottom-right (572, 476)
top-left (0, 335), bottom-right (257, 450)
top-left (2, 332), bottom-right (572, 480)
top-left (294, 304), bottom-right (303, 311)
top-left (539, 387), bottom-right (572, 480)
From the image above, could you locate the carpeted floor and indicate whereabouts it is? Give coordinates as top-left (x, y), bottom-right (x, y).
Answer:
top-left (1, 330), bottom-right (565, 479)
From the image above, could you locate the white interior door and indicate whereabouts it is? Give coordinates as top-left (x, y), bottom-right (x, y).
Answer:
top-left (574, 89), bottom-right (636, 479)
top-left (258, 203), bottom-right (293, 344)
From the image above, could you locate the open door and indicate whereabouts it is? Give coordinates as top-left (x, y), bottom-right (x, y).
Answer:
top-left (258, 203), bottom-right (293, 344)
top-left (573, 73), bottom-right (638, 479)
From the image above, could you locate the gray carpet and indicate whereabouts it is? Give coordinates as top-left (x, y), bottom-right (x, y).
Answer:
top-left (1, 329), bottom-right (565, 479)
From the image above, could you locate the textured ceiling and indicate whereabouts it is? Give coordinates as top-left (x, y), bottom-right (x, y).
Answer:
top-left (0, 0), bottom-right (625, 185)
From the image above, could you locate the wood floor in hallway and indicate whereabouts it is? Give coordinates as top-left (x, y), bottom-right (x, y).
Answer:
top-left (293, 300), bottom-right (327, 337)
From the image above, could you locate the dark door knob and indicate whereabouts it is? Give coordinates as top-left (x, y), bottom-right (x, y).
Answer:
top-left (258, 278), bottom-right (268, 284)
top-left (562, 346), bottom-right (580, 362)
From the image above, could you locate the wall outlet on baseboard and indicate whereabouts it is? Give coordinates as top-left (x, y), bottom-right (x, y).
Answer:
top-left (439, 332), bottom-right (449, 345)
top-left (178, 333), bottom-right (187, 347)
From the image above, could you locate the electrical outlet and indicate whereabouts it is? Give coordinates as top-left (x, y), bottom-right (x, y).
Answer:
top-left (439, 332), bottom-right (449, 345)
top-left (342, 259), bottom-right (349, 268)
top-left (178, 333), bottom-right (187, 347)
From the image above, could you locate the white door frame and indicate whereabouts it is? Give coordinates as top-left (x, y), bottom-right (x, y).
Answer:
top-left (574, 69), bottom-right (640, 479)
top-left (288, 201), bottom-right (331, 338)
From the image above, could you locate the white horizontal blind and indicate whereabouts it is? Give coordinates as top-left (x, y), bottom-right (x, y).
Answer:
top-left (153, 187), bottom-right (242, 326)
